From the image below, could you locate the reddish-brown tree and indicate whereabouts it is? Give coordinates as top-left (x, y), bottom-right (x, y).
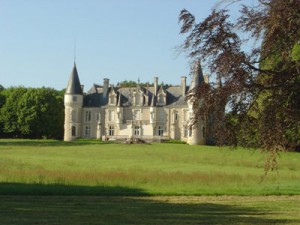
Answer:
top-left (179, 0), bottom-right (300, 159)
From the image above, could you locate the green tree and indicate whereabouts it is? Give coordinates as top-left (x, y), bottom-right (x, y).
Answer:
top-left (179, 0), bottom-right (300, 153)
top-left (0, 87), bottom-right (64, 139)
top-left (0, 87), bottom-right (27, 137)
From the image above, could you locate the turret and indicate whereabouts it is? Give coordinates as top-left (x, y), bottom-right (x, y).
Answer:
top-left (64, 63), bottom-right (83, 141)
top-left (187, 60), bottom-right (205, 145)
top-left (189, 59), bottom-right (204, 92)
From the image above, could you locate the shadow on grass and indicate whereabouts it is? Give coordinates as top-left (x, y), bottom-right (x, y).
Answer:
top-left (0, 182), bottom-right (149, 196)
top-left (0, 139), bottom-right (112, 147)
top-left (0, 183), bottom-right (298, 225)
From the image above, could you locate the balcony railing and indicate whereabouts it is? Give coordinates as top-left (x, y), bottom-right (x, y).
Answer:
top-left (124, 120), bottom-right (150, 125)
top-left (104, 135), bottom-right (170, 142)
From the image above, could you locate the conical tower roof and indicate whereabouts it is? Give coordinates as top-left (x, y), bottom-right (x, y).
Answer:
top-left (65, 63), bottom-right (83, 95)
top-left (189, 59), bottom-right (204, 91)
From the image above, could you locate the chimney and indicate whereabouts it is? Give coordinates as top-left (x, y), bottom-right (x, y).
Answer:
top-left (181, 76), bottom-right (186, 97)
top-left (81, 85), bottom-right (84, 93)
top-left (154, 77), bottom-right (158, 96)
top-left (103, 78), bottom-right (109, 99)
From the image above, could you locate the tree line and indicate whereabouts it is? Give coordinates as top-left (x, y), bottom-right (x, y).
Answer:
top-left (0, 86), bottom-right (64, 139)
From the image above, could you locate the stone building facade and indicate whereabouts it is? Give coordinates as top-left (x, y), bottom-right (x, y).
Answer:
top-left (64, 61), bottom-right (207, 144)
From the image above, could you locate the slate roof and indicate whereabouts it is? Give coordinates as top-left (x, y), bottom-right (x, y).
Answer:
top-left (189, 60), bottom-right (204, 91)
top-left (83, 85), bottom-right (189, 107)
top-left (78, 61), bottom-right (206, 108)
top-left (65, 63), bottom-right (83, 95)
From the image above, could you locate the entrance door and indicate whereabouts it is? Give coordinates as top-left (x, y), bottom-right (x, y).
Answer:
top-left (134, 126), bottom-right (140, 136)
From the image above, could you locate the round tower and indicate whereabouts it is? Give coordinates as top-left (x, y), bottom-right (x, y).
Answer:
top-left (64, 63), bottom-right (83, 141)
top-left (187, 60), bottom-right (205, 145)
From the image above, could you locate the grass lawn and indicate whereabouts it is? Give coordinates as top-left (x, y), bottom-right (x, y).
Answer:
top-left (0, 139), bottom-right (299, 196)
top-left (0, 139), bottom-right (299, 224)
top-left (0, 195), bottom-right (299, 225)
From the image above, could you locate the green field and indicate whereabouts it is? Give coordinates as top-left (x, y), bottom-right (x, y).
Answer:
top-left (0, 139), bottom-right (300, 224)
top-left (1, 195), bottom-right (299, 225)
top-left (0, 139), bottom-right (299, 196)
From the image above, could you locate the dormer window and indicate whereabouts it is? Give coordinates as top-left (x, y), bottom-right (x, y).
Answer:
top-left (109, 94), bottom-right (116, 105)
top-left (136, 93), bottom-right (140, 105)
top-left (133, 92), bottom-right (144, 106)
top-left (157, 93), bottom-right (166, 105)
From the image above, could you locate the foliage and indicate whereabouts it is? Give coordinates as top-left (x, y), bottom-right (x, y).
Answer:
top-left (117, 80), bottom-right (172, 88)
top-left (0, 87), bottom-right (64, 139)
top-left (179, 0), bottom-right (300, 153)
top-left (117, 80), bottom-right (154, 87)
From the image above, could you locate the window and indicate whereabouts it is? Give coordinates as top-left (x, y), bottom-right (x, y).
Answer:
top-left (85, 126), bottom-right (91, 137)
top-left (71, 126), bottom-right (76, 136)
top-left (72, 96), bottom-right (77, 102)
top-left (96, 113), bottom-right (100, 121)
top-left (85, 111), bottom-right (91, 121)
top-left (158, 94), bottom-right (165, 105)
top-left (110, 95), bottom-right (115, 105)
top-left (108, 110), bottom-right (115, 121)
top-left (174, 111), bottom-right (179, 121)
top-left (189, 127), bottom-right (192, 137)
top-left (134, 126), bottom-right (140, 136)
top-left (184, 126), bottom-right (189, 137)
top-left (158, 111), bottom-right (165, 121)
top-left (133, 110), bottom-right (140, 120)
top-left (135, 94), bottom-right (140, 105)
top-left (109, 126), bottom-right (114, 136)
top-left (183, 110), bottom-right (189, 121)
top-left (158, 126), bottom-right (164, 136)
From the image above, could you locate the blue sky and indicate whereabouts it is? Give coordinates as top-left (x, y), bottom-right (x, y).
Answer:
top-left (0, 0), bottom-right (257, 90)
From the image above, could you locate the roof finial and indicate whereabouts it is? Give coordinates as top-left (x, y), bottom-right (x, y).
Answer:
top-left (74, 38), bottom-right (76, 64)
